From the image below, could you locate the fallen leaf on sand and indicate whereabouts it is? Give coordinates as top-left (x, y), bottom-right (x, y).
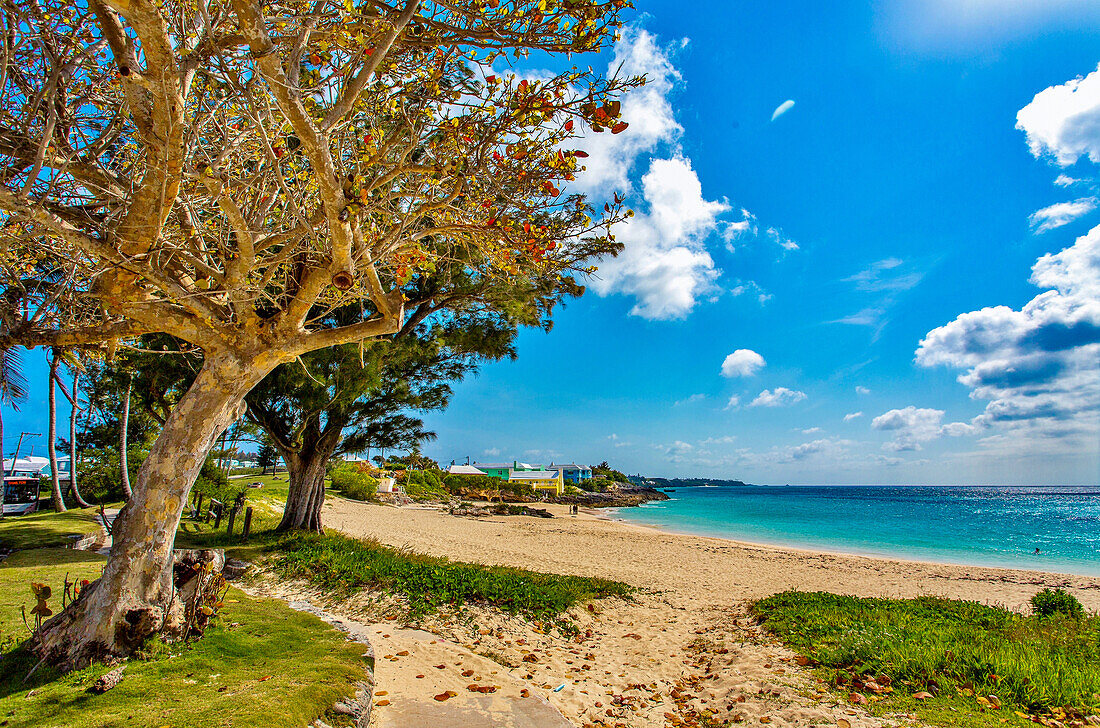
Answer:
top-left (434, 691), bottom-right (457, 702)
top-left (836, 720), bottom-right (851, 728)
top-left (376, 700), bottom-right (390, 706)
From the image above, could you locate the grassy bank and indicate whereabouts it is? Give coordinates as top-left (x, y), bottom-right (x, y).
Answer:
top-left (753, 590), bottom-right (1100, 727)
top-left (0, 548), bottom-right (371, 728)
top-left (0, 507), bottom-right (105, 550)
top-left (268, 531), bottom-right (633, 620)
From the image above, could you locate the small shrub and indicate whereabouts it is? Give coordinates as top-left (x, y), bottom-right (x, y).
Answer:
top-left (330, 466), bottom-right (378, 501)
top-left (1031, 588), bottom-right (1086, 620)
top-left (191, 459), bottom-right (245, 506)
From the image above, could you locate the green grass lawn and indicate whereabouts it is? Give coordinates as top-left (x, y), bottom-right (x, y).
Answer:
top-left (0, 549), bottom-right (372, 728)
top-left (0, 507), bottom-right (106, 550)
top-left (753, 591), bottom-right (1100, 728)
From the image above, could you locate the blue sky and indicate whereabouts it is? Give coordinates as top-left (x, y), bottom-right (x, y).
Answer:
top-left (5, 0), bottom-right (1100, 484)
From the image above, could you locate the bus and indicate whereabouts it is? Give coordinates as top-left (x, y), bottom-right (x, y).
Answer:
top-left (2, 456), bottom-right (48, 515)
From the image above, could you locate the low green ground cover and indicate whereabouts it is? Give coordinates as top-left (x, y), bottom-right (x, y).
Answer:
top-left (753, 590), bottom-right (1100, 727)
top-left (0, 548), bottom-right (371, 728)
top-left (0, 507), bottom-right (105, 550)
top-left (268, 530), bottom-right (633, 620)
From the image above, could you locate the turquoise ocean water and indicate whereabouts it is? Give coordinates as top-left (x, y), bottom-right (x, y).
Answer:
top-left (611, 485), bottom-right (1100, 577)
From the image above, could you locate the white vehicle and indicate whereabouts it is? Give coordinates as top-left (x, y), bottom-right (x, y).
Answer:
top-left (2, 457), bottom-right (48, 516)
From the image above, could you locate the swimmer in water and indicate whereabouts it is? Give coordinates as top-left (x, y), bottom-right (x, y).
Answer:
top-left (1034, 547), bottom-right (1041, 555)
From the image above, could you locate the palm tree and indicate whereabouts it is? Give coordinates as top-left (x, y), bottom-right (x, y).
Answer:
top-left (1, 347), bottom-right (29, 516)
top-left (47, 349), bottom-right (67, 512)
top-left (54, 351), bottom-right (90, 507)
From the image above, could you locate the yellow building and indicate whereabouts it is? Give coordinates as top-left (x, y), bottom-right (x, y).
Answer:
top-left (508, 469), bottom-right (564, 496)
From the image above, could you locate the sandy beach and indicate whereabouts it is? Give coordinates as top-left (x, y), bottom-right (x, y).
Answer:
top-left (299, 499), bottom-right (1100, 728)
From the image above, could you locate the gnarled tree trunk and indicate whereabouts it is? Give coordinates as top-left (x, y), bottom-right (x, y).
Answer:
top-left (32, 349), bottom-right (280, 670)
top-left (276, 432), bottom-right (339, 533)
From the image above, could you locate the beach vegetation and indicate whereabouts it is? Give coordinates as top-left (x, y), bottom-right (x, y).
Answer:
top-left (441, 473), bottom-right (536, 500)
top-left (329, 465), bottom-right (379, 502)
top-left (754, 590), bottom-right (1100, 725)
top-left (0, 548), bottom-right (372, 728)
top-left (1030, 588), bottom-right (1085, 620)
top-left (267, 531), bottom-right (633, 621)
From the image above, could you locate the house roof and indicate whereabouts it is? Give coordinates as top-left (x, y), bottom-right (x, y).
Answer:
top-left (548, 463), bottom-right (588, 470)
top-left (447, 465), bottom-right (487, 475)
top-left (508, 470), bottom-right (561, 480)
top-left (472, 462), bottom-right (513, 470)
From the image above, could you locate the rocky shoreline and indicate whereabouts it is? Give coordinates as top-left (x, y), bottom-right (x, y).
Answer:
top-left (554, 482), bottom-right (670, 508)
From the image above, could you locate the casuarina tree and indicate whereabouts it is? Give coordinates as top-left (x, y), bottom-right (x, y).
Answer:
top-left (0, 0), bottom-right (634, 669)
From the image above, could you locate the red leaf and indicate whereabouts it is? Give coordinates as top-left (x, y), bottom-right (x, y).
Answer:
top-left (564, 119), bottom-right (574, 132)
top-left (611, 122), bottom-right (629, 134)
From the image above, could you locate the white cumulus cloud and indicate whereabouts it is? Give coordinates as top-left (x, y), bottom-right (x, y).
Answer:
top-left (750, 387), bottom-right (807, 408)
top-left (872, 406), bottom-right (945, 451)
top-left (720, 349), bottom-right (766, 377)
top-left (1016, 63), bottom-right (1100, 167)
top-left (590, 156), bottom-right (728, 319)
top-left (844, 411), bottom-right (864, 422)
top-left (916, 224), bottom-right (1100, 450)
top-left (1028, 197), bottom-right (1098, 233)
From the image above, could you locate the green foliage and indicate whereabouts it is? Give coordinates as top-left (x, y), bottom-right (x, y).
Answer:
top-left (0, 549), bottom-right (370, 728)
top-left (591, 461), bottom-right (630, 484)
top-left (77, 447), bottom-right (146, 503)
top-left (329, 465), bottom-right (378, 502)
top-left (1031, 588), bottom-right (1086, 620)
top-left (401, 469), bottom-right (447, 499)
top-left (191, 459), bottom-right (245, 506)
top-left (269, 531), bottom-right (632, 620)
top-left (441, 473), bottom-right (534, 499)
top-left (753, 590), bottom-right (1100, 717)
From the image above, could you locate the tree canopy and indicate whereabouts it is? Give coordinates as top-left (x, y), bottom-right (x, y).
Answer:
top-left (0, 0), bottom-right (634, 362)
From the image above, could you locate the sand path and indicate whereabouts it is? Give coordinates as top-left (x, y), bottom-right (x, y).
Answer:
top-left (312, 499), bottom-right (1100, 728)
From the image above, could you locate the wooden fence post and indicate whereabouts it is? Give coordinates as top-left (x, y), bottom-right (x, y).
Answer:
top-left (242, 507), bottom-right (253, 539)
top-left (213, 502), bottom-right (223, 529)
top-left (226, 507), bottom-right (236, 537)
top-left (194, 493), bottom-right (204, 519)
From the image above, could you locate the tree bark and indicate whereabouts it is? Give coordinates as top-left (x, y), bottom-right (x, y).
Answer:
top-left (32, 349), bottom-right (279, 670)
top-left (119, 373), bottom-right (133, 500)
top-left (275, 436), bottom-right (338, 533)
top-left (68, 369), bottom-right (90, 508)
top-left (47, 353), bottom-right (67, 512)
